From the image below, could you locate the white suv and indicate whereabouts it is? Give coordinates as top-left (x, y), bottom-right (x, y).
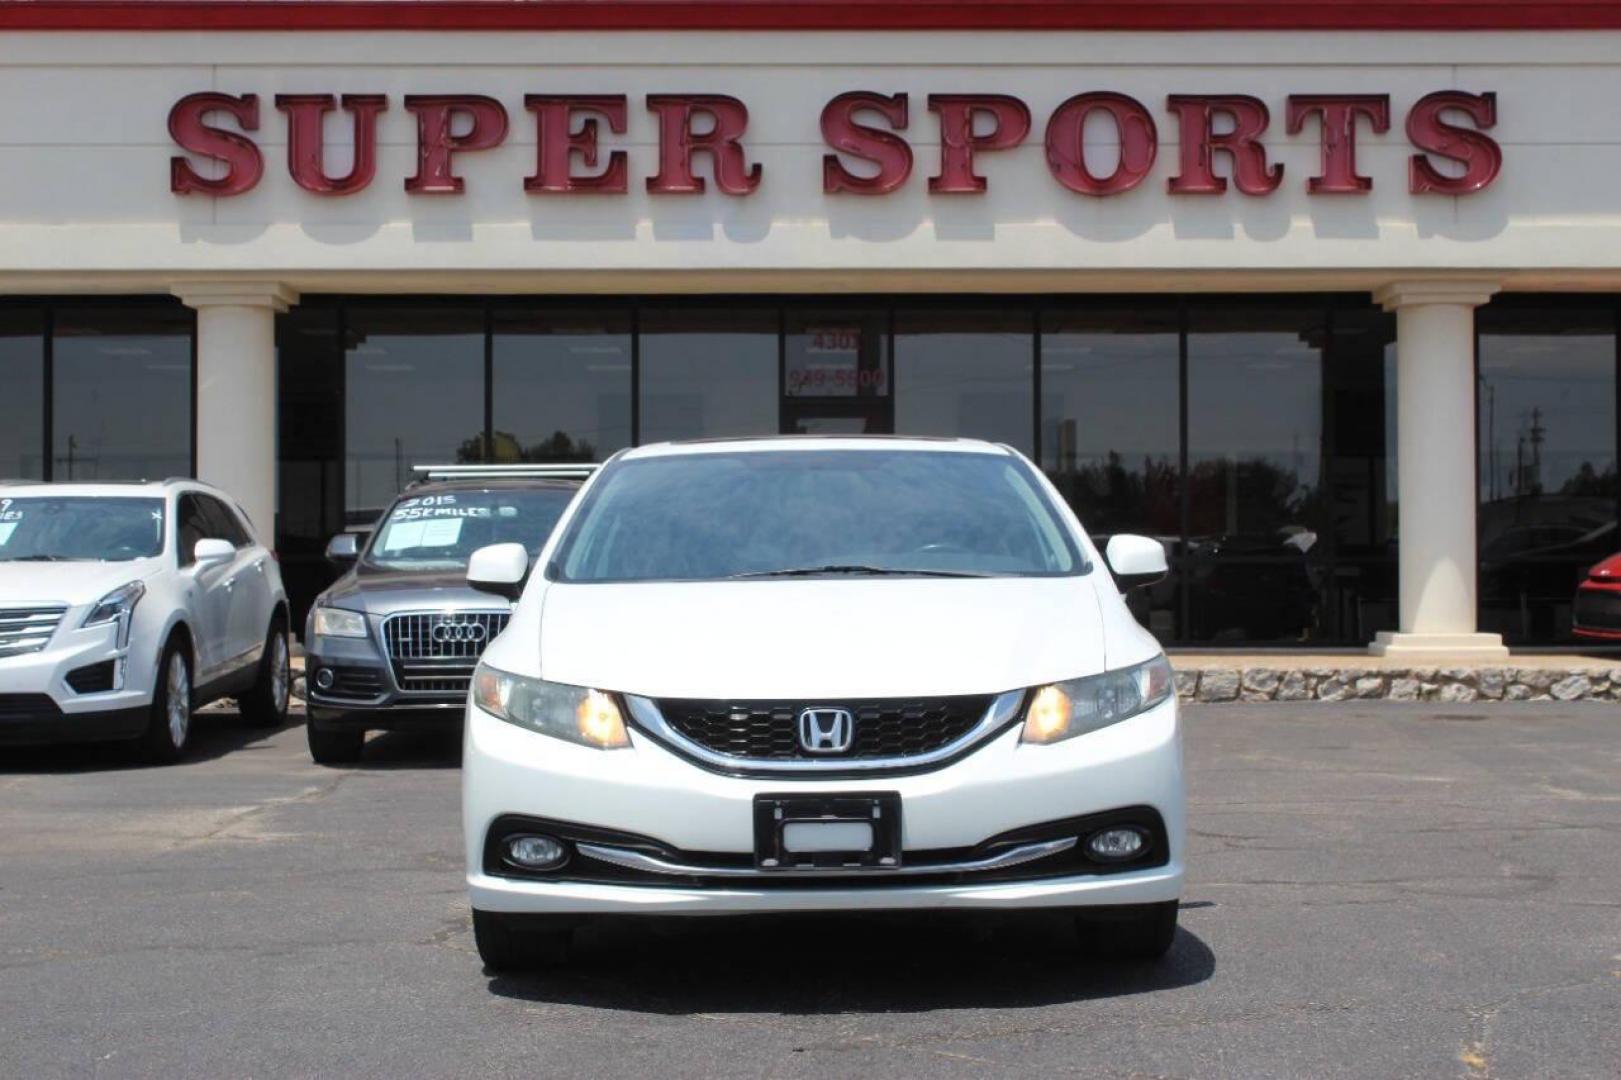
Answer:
top-left (461, 437), bottom-right (1183, 970)
top-left (0, 479), bottom-right (291, 760)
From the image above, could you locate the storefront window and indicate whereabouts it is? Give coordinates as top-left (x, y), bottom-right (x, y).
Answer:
top-left (1040, 304), bottom-right (1180, 638)
top-left (783, 308), bottom-right (892, 434)
top-left (894, 310), bottom-right (1033, 453)
top-left (0, 310), bottom-right (45, 479)
top-left (345, 306), bottom-right (484, 520)
top-left (638, 308), bottom-right (777, 443)
top-left (1186, 304), bottom-right (1327, 643)
top-left (492, 307), bottom-right (633, 463)
top-left (1477, 302), bottom-right (1617, 643)
top-left (53, 305), bottom-right (192, 482)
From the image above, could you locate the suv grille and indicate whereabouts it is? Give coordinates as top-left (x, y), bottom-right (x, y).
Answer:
top-left (382, 611), bottom-right (510, 697)
top-left (655, 695), bottom-right (997, 762)
top-left (0, 605), bottom-right (67, 659)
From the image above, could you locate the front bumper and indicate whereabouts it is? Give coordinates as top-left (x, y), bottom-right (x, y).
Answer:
top-left (464, 695), bottom-right (1185, 916)
top-left (0, 620), bottom-right (152, 744)
top-left (304, 635), bottom-right (465, 728)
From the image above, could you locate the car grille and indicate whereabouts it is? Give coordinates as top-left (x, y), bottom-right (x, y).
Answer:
top-left (654, 695), bottom-right (998, 762)
top-left (0, 605), bottom-right (68, 659)
top-left (1574, 588), bottom-right (1621, 632)
top-left (318, 666), bottom-right (387, 701)
top-left (382, 611), bottom-right (510, 698)
top-left (0, 694), bottom-right (63, 723)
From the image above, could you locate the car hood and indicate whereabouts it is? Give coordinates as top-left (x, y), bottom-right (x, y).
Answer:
top-left (536, 576), bottom-right (1109, 699)
top-left (320, 566), bottom-right (509, 616)
top-left (0, 558), bottom-right (163, 607)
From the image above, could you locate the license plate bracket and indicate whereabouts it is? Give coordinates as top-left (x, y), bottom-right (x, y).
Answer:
top-left (753, 792), bottom-right (902, 871)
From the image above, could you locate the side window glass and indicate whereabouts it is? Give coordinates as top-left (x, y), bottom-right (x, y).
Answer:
top-left (177, 495), bottom-right (209, 567)
top-left (204, 496), bottom-right (251, 547)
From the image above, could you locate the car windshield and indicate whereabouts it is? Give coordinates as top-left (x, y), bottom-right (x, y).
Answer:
top-left (365, 487), bottom-right (576, 572)
top-left (553, 448), bottom-right (1084, 583)
top-left (0, 495), bottom-right (166, 562)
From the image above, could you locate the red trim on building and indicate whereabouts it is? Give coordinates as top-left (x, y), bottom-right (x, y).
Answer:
top-left (5, 1), bottom-right (1621, 33)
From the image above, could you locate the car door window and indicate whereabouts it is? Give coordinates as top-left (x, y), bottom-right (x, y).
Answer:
top-left (200, 496), bottom-right (251, 548)
top-left (176, 494), bottom-right (211, 567)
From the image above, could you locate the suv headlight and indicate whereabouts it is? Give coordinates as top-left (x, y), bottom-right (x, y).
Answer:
top-left (312, 606), bottom-right (368, 639)
top-left (472, 664), bottom-right (630, 750)
top-left (1020, 655), bottom-right (1174, 745)
top-left (82, 581), bottom-right (145, 650)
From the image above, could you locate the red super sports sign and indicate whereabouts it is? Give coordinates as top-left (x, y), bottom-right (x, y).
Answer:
top-left (168, 90), bottom-right (1501, 199)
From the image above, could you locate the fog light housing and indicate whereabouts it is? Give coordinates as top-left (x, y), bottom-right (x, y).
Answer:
top-left (1085, 826), bottom-right (1148, 862)
top-left (504, 834), bottom-right (568, 870)
top-left (314, 667), bottom-right (335, 691)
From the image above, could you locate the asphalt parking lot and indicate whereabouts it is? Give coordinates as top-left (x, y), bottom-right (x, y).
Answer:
top-left (2, 703), bottom-right (1618, 1079)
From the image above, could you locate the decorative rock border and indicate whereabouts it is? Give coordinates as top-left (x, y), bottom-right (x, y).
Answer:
top-left (1174, 666), bottom-right (1620, 703)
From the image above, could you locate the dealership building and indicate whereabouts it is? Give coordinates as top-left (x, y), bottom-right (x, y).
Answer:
top-left (1, 1), bottom-right (1619, 656)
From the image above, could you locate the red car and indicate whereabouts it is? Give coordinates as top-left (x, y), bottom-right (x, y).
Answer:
top-left (1573, 553), bottom-right (1621, 639)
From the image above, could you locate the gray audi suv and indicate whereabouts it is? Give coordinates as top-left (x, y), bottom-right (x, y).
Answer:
top-left (301, 465), bottom-right (590, 764)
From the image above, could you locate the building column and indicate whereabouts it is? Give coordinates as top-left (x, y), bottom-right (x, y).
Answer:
top-left (1370, 281), bottom-right (1508, 661)
top-left (171, 281), bottom-right (298, 542)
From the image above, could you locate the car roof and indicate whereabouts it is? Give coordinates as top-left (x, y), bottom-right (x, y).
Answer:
top-left (620, 435), bottom-right (1013, 460)
top-left (397, 478), bottom-right (583, 497)
top-left (0, 478), bottom-right (221, 499)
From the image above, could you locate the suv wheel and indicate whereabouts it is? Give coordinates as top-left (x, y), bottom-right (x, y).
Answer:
top-left (240, 618), bottom-right (291, 728)
top-left (140, 639), bottom-right (193, 764)
top-left (306, 719), bottom-right (365, 765)
top-left (472, 910), bottom-right (574, 972)
top-left (1073, 900), bottom-right (1179, 962)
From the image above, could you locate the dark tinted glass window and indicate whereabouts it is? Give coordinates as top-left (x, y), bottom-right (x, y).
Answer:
top-left (345, 307), bottom-right (484, 521)
top-left (53, 306), bottom-right (192, 482)
top-left (639, 309), bottom-right (777, 442)
top-left (177, 494), bottom-right (210, 565)
top-left (1186, 304), bottom-right (1326, 644)
top-left (894, 310), bottom-right (1033, 453)
top-left (492, 307), bottom-right (632, 463)
top-left (1477, 302), bottom-right (1617, 643)
top-left (0, 311), bottom-right (44, 480)
top-left (200, 495), bottom-right (251, 547)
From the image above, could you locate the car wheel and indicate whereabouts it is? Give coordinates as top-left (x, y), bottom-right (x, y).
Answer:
top-left (140, 639), bottom-right (193, 764)
top-left (472, 909), bottom-right (574, 972)
top-left (240, 618), bottom-right (291, 728)
top-left (1073, 900), bottom-right (1179, 962)
top-left (306, 719), bottom-right (365, 766)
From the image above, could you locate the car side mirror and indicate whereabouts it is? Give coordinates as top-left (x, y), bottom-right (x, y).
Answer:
top-left (193, 537), bottom-right (235, 570)
top-left (1105, 534), bottom-right (1169, 591)
top-left (467, 542), bottom-right (530, 602)
top-left (325, 532), bottom-right (361, 567)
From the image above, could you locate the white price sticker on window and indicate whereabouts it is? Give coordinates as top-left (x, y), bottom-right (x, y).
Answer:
top-left (418, 518), bottom-right (463, 547)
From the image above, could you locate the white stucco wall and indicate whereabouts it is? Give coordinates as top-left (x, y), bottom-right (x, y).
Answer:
top-left (0, 30), bottom-right (1618, 290)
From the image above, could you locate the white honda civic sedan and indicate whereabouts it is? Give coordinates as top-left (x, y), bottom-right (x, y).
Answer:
top-left (460, 437), bottom-right (1183, 970)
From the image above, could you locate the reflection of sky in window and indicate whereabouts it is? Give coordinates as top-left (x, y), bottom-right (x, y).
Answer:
top-left (493, 313), bottom-right (632, 461)
top-left (1477, 333), bottom-right (1614, 499)
top-left (345, 319), bottom-right (483, 513)
top-left (639, 317), bottom-right (777, 444)
top-left (1041, 332), bottom-right (1178, 467)
top-left (1188, 332), bottom-right (1321, 471)
top-left (53, 326), bottom-right (190, 482)
top-left (893, 319), bottom-right (1032, 453)
top-left (0, 320), bottom-right (44, 479)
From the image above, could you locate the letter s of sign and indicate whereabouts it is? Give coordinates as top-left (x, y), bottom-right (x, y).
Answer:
top-left (1045, 92), bottom-right (1157, 196)
top-left (276, 94), bottom-right (388, 196)
top-left (646, 95), bottom-right (763, 196)
top-left (169, 93), bottom-right (264, 197)
top-left (403, 95), bottom-right (510, 195)
top-left (1407, 91), bottom-right (1502, 195)
top-left (821, 91), bottom-right (912, 195)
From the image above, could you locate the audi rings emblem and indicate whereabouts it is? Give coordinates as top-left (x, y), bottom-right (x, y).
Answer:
top-left (431, 620), bottom-right (488, 645)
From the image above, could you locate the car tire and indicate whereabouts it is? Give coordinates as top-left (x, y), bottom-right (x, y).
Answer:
top-left (1073, 900), bottom-right (1179, 962)
top-left (240, 617), bottom-right (291, 728)
top-left (140, 638), bottom-right (194, 764)
top-left (306, 719), bottom-right (365, 766)
top-left (472, 909), bottom-right (574, 972)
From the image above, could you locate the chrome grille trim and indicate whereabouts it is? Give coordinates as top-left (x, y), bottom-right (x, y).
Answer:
top-left (623, 690), bottom-right (1027, 775)
top-left (0, 605), bottom-right (68, 659)
top-left (575, 836), bottom-right (1077, 879)
top-left (381, 610), bottom-right (509, 696)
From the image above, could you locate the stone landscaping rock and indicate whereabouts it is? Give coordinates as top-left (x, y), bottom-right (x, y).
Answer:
top-left (1174, 670), bottom-right (1199, 700)
top-left (1172, 663), bottom-right (1615, 703)
top-left (1316, 676), bottom-right (1352, 702)
top-left (1504, 683), bottom-right (1534, 701)
top-left (1476, 669), bottom-right (1506, 700)
top-left (1550, 675), bottom-right (1592, 701)
top-left (1387, 677), bottom-right (1421, 701)
top-left (1196, 670), bottom-right (1240, 702)
top-left (1354, 675), bottom-right (1384, 698)
top-left (1437, 682), bottom-right (1479, 703)
top-left (1516, 668), bottom-right (1556, 691)
top-left (1276, 670), bottom-right (1311, 701)
top-left (1241, 668), bottom-right (1281, 694)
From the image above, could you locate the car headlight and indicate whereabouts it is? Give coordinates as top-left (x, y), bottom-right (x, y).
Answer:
top-left (1020, 654), bottom-right (1175, 745)
top-left (472, 664), bottom-right (630, 750)
top-left (82, 581), bottom-right (145, 650)
top-left (312, 606), bottom-right (368, 639)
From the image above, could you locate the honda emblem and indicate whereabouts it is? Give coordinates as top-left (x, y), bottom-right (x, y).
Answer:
top-left (797, 707), bottom-right (855, 754)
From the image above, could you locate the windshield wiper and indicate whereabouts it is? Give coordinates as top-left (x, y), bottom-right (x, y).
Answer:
top-left (731, 564), bottom-right (988, 579)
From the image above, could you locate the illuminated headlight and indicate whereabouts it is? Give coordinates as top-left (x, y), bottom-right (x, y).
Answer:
top-left (312, 606), bottom-right (368, 639)
top-left (472, 664), bottom-right (630, 750)
top-left (81, 581), bottom-right (145, 650)
top-left (1021, 655), bottom-right (1175, 745)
